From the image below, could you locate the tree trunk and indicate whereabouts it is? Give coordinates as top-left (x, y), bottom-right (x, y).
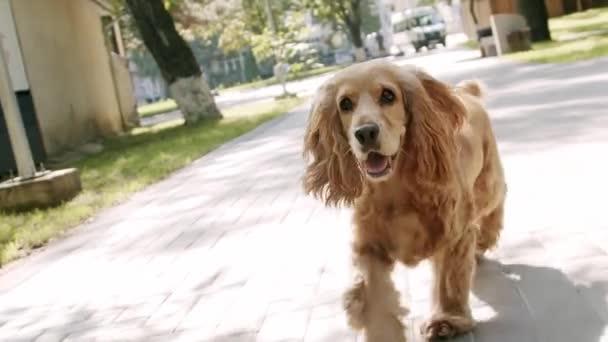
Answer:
top-left (347, 22), bottom-right (366, 62)
top-left (469, 0), bottom-right (478, 25)
top-left (125, 0), bottom-right (222, 124)
top-left (345, 0), bottom-right (365, 62)
top-left (517, 0), bottom-right (551, 42)
top-left (347, 22), bottom-right (364, 48)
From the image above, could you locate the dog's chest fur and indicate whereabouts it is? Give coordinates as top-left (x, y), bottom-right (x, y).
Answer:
top-left (353, 183), bottom-right (448, 266)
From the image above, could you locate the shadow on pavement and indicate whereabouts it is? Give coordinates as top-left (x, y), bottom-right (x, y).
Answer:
top-left (439, 57), bottom-right (608, 156)
top-left (474, 258), bottom-right (608, 342)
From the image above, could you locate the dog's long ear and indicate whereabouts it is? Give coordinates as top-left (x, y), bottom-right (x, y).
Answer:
top-left (397, 68), bottom-right (466, 189)
top-left (302, 82), bottom-right (363, 206)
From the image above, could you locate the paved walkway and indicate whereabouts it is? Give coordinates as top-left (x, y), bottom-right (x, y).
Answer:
top-left (1, 51), bottom-right (608, 342)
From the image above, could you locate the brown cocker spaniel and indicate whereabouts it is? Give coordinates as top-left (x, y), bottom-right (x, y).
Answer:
top-left (302, 61), bottom-right (506, 341)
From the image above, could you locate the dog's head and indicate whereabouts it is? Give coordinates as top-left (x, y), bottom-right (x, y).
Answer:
top-left (303, 61), bottom-right (465, 206)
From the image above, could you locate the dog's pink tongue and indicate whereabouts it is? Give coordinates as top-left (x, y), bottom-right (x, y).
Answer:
top-left (365, 153), bottom-right (388, 173)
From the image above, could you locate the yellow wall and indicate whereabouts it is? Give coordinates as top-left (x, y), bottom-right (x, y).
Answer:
top-left (10, 0), bottom-right (125, 156)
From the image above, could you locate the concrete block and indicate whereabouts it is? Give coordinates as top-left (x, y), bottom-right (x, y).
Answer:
top-left (490, 14), bottom-right (531, 56)
top-left (0, 168), bottom-right (81, 212)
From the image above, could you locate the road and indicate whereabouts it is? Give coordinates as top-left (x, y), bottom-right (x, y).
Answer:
top-left (213, 34), bottom-right (471, 108)
top-left (1, 47), bottom-right (608, 341)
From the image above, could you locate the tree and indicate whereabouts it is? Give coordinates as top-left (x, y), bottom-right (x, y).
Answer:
top-left (469, 0), bottom-right (478, 26)
top-left (249, 13), bottom-right (307, 63)
top-left (124, 0), bottom-right (222, 124)
top-left (215, 0), bottom-right (303, 59)
top-left (212, 0), bottom-right (312, 89)
top-left (360, 0), bottom-right (381, 35)
top-left (517, 0), bottom-right (551, 42)
top-left (304, 0), bottom-right (367, 61)
top-left (117, 0), bottom-right (311, 93)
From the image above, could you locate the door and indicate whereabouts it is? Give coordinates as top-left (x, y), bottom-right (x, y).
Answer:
top-left (0, 91), bottom-right (45, 178)
top-left (0, 1), bottom-right (45, 178)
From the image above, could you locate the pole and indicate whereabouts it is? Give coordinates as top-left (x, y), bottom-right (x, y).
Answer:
top-left (375, 0), bottom-right (390, 52)
top-left (239, 49), bottom-right (246, 83)
top-left (0, 39), bottom-right (36, 179)
top-left (263, 0), bottom-right (277, 34)
top-left (263, 0), bottom-right (288, 96)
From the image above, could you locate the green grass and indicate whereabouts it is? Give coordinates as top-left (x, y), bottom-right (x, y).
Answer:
top-left (549, 8), bottom-right (608, 34)
top-left (137, 99), bottom-right (178, 118)
top-left (220, 64), bottom-right (345, 92)
top-left (0, 96), bottom-right (305, 267)
top-left (509, 7), bottom-right (608, 63)
top-left (137, 65), bottom-right (342, 118)
top-left (460, 40), bottom-right (480, 50)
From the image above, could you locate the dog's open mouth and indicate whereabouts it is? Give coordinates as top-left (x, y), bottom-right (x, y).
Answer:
top-left (362, 152), bottom-right (396, 178)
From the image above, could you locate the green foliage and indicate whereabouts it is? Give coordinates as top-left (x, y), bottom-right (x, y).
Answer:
top-left (242, 0), bottom-right (277, 35)
top-left (217, 0), bottom-right (308, 62)
top-left (217, 14), bottom-right (254, 53)
top-left (360, 0), bottom-right (381, 34)
top-left (109, 0), bottom-right (142, 49)
top-left (302, 0), bottom-right (370, 47)
top-left (303, 0), bottom-right (374, 30)
top-left (249, 12), bottom-right (308, 62)
top-left (114, 0), bottom-right (320, 84)
top-left (217, 64), bottom-right (344, 92)
top-left (110, 0), bottom-right (236, 48)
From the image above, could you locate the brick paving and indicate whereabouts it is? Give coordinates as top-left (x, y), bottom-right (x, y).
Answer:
top-left (1, 52), bottom-right (608, 341)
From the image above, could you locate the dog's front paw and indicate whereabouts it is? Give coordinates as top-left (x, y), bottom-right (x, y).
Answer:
top-left (420, 313), bottom-right (475, 340)
top-left (342, 279), bottom-right (367, 330)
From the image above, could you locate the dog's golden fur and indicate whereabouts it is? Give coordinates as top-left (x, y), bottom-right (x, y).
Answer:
top-left (303, 61), bottom-right (506, 341)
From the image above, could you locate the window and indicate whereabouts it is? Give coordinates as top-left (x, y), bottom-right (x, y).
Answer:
top-left (101, 16), bottom-right (120, 54)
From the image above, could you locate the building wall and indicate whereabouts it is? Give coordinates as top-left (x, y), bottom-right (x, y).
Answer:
top-left (461, 0), bottom-right (573, 39)
top-left (545, 0), bottom-right (565, 17)
top-left (0, 0), bottom-right (46, 175)
top-left (461, 0), bottom-right (493, 39)
top-left (491, 0), bottom-right (516, 14)
top-left (10, 0), bottom-right (124, 156)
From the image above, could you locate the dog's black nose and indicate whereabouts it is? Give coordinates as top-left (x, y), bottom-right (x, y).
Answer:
top-left (354, 124), bottom-right (379, 148)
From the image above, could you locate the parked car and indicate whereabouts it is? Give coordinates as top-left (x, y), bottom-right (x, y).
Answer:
top-left (391, 6), bottom-right (447, 53)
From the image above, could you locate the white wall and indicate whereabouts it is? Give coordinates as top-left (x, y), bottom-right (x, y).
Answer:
top-left (11, 0), bottom-right (126, 155)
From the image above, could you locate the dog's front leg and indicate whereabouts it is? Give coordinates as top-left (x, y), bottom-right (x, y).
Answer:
top-left (422, 225), bottom-right (477, 340)
top-left (343, 245), bottom-right (407, 342)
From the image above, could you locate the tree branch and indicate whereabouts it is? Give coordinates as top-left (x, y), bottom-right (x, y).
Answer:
top-left (336, 0), bottom-right (349, 24)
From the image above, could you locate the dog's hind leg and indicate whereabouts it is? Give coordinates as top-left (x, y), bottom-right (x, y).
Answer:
top-left (343, 246), bottom-right (407, 342)
top-left (477, 199), bottom-right (504, 257)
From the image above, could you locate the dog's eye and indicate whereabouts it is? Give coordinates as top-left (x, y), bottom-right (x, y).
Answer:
top-left (380, 88), bottom-right (395, 105)
top-left (339, 98), bottom-right (353, 112)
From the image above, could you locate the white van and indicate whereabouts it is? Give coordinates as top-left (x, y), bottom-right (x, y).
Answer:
top-left (391, 7), bottom-right (447, 54)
